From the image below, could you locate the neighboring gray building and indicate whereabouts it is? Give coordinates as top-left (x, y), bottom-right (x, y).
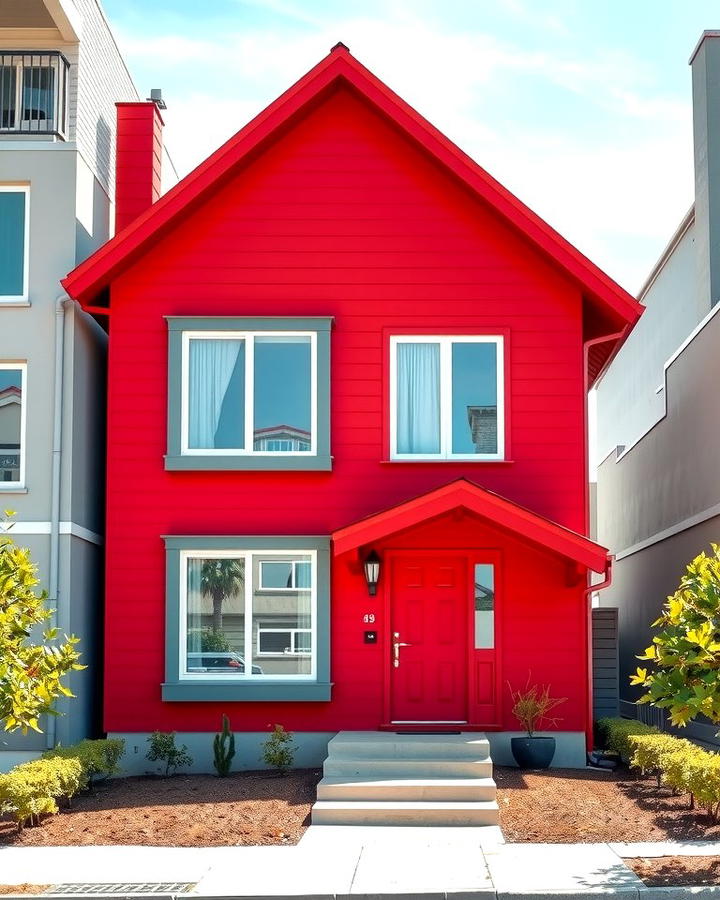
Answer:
top-left (596, 31), bottom-right (720, 748)
top-left (0, 0), bottom-right (173, 768)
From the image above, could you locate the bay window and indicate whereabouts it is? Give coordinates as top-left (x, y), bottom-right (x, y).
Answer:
top-left (390, 335), bottom-right (504, 460)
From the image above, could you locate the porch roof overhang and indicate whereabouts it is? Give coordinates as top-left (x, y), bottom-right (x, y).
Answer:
top-left (332, 479), bottom-right (610, 574)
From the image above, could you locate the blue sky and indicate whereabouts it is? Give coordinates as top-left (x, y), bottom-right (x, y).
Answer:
top-left (103, 0), bottom-right (718, 294)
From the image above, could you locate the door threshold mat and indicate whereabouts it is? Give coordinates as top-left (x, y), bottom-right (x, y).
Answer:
top-left (46, 885), bottom-right (195, 896)
top-left (394, 730), bottom-right (462, 735)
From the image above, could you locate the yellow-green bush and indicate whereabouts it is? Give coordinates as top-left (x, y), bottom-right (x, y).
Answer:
top-left (43, 738), bottom-right (125, 788)
top-left (628, 733), bottom-right (696, 786)
top-left (596, 717), bottom-right (659, 760)
top-left (0, 756), bottom-right (83, 830)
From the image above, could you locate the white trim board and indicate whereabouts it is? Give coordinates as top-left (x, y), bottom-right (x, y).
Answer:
top-left (615, 502), bottom-right (720, 561)
top-left (1, 521), bottom-right (103, 546)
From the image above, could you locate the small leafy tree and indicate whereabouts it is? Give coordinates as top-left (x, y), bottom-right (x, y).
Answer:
top-left (0, 513), bottom-right (84, 733)
top-left (146, 731), bottom-right (193, 776)
top-left (261, 724), bottom-right (295, 774)
top-left (631, 544), bottom-right (720, 727)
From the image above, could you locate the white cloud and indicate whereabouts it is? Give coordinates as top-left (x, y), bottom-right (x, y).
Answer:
top-left (117, 12), bottom-right (694, 293)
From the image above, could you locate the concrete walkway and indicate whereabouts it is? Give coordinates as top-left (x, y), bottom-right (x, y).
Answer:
top-left (0, 829), bottom-right (719, 899)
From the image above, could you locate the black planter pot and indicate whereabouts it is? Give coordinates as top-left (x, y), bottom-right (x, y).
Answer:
top-left (510, 736), bottom-right (556, 769)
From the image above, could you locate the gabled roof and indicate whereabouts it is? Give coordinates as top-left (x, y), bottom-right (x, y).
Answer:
top-left (332, 478), bottom-right (609, 573)
top-left (63, 43), bottom-right (643, 345)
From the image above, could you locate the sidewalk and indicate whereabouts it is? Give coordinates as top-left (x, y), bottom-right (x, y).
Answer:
top-left (1, 828), bottom-right (719, 899)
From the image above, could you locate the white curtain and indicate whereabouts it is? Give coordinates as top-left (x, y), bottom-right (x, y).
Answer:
top-left (188, 339), bottom-right (242, 449)
top-left (397, 343), bottom-right (440, 454)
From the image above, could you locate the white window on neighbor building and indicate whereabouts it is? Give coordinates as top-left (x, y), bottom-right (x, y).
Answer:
top-left (389, 335), bottom-right (504, 460)
top-left (0, 363), bottom-right (26, 487)
top-left (0, 186), bottom-right (29, 301)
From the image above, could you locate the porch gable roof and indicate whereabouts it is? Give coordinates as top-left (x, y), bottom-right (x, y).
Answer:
top-left (332, 479), bottom-right (609, 573)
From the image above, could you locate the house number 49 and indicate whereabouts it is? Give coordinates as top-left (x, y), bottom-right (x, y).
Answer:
top-left (363, 613), bottom-right (376, 624)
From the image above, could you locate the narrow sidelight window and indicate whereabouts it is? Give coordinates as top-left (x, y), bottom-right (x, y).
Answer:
top-left (390, 336), bottom-right (504, 460)
top-left (473, 563), bottom-right (495, 649)
top-left (0, 187), bottom-right (29, 300)
top-left (0, 363), bottom-right (26, 486)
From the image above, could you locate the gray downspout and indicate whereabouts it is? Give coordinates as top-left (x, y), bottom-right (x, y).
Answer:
top-left (47, 295), bottom-right (69, 750)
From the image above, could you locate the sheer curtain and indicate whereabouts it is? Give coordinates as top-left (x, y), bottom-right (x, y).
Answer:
top-left (396, 342), bottom-right (440, 454)
top-left (188, 339), bottom-right (242, 448)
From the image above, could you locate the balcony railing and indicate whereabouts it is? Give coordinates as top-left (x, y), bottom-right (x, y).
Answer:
top-left (0, 51), bottom-right (70, 140)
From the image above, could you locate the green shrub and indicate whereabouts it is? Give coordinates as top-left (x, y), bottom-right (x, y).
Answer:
top-left (146, 731), bottom-right (193, 776)
top-left (261, 724), bottom-right (295, 774)
top-left (43, 738), bottom-right (125, 788)
top-left (596, 717), bottom-right (659, 761)
top-left (0, 756), bottom-right (83, 830)
top-left (213, 714), bottom-right (235, 778)
top-left (628, 733), bottom-right (689, 785)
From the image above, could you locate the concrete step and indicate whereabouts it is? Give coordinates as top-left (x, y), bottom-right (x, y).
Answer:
top-left (327, 731), bottom-right (490, 760)
top-left (311, 799), bottom-right (500, 826)
top-left (323, 757), bottom-right (493, 778)
top-left (317, 775), bottom-right (497, 802)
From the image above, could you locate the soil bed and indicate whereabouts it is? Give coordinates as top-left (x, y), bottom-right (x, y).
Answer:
top-left (495, 765), bottom-right (720, 843)
top-left (627, 856), bottom-right (720, 886)
top-left (0, 888), bottom-right (49, 895)
top-left (0, 769), bottom-right (320, 847)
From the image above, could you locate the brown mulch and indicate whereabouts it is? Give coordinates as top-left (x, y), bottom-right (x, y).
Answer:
top-left (627, 856), bottom-right (720, 886)
top-left (495, 765), bottom-right (720, 843)
top-left (0, 769), bottom-right (320, 847)
top-left (0, 888), bottom-right (49, 895)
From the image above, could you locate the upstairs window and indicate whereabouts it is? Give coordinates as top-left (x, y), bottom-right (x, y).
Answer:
top-left (166, 317), bottom-right (332, 471)
top-left (390, 335), bottom-right (504, 460)
top-left (0, 363), bottom-right (26, 487)
top-left (0, 186), bottom-right (29, 301)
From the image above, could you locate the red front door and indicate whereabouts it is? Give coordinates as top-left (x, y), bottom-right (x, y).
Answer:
top-left (390, 555), bottom-right (467, 723)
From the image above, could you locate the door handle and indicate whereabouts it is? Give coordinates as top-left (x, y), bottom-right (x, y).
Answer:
top-left (392, 631), bottom-right (412, 668)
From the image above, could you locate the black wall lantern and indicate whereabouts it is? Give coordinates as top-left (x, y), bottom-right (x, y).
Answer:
top-left (363, 550), bottom-right (381, 596)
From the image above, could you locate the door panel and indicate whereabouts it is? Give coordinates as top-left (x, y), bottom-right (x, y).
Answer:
top-left (390, 555), bottom-right (467, 722)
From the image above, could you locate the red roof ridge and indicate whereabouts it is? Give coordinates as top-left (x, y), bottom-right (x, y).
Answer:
top-left (62, 46), bottom-right (643, 335)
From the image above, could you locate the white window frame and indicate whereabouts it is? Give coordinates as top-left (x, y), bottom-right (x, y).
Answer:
top-left (389, 335), bottom-right (504, 461)
top-left (179, 330), bottom-right (317, 457)
top-left (0, 362), bottom-right (27, 489)
top-left (257, 627), bottom-right (312, 656)
top-left (259, 558), bottom-right (311, 591)
top-left (178, 548), bottom-right (317, 681)
top-left (0, 186), bottom-right (30, 303)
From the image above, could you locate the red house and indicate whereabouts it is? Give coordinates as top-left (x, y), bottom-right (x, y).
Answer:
top-left (63, 45), bottom-right (642, 774)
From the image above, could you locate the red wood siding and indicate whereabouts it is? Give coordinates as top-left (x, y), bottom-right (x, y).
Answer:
top-left (103, 86), bottom-right (588, 733)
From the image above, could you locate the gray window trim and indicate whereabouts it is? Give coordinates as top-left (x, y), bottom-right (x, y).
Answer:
top-left (162, 535), bottom-right (332, 703)
top-left (165, 317), bottom-right (332, 471)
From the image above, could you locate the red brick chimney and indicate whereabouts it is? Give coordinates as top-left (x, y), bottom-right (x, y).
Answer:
top-left (114, 101), bottom-right (164, 233)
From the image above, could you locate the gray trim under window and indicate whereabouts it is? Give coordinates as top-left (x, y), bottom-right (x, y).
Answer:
top-left (165, 317), bottom-right (332, 471)
top-left (162, 535), bottom-right (332, 703)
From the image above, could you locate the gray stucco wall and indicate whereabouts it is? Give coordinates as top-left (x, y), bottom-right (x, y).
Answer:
top-left (596, 220), bottom-right (703, 463)
top-left (597, 308), bottom-right (720, 745)
top-left (598, 307), bottom-right (720, 553)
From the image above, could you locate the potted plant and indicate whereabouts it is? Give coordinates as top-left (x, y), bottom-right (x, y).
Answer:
top-left (509, 680), bottom-right (566, 769)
